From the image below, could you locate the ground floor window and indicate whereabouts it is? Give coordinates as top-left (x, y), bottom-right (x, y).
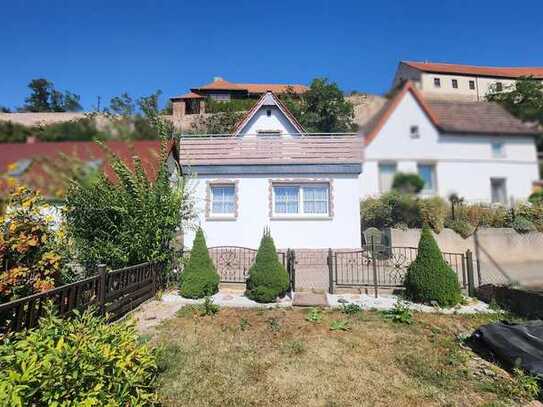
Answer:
top-left (491, 178), bottom-right (507, 205)
top-left (273, 183), bottom-right (330, 217)
top-left (210, 184), bottom-right (236, 215)
top-left (378, 162), bottom-right (397, 192)
top-left (417, 163), bottom-right (437, 194)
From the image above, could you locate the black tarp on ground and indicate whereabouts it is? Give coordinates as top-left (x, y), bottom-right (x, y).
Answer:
top-left (470, 321), bottom-right (543, 378)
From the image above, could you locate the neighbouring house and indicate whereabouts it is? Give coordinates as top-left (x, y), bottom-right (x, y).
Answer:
top-left (393, 61), bottom-right (543, 101)
top-left (170, 77), bottom-right (308, 119)
top-left (0, 139), bottom-right (178, 198)
top-left (360, 82), bottom-right (540, 204)
top-left (178, 91), bottom-right (363, 249)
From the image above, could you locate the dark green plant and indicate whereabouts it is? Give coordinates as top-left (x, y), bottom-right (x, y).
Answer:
top-left (189, 110), bottom-right (245, 134)
top-left (0, 307), bottom-right (158, 406)
top-left (341, 303), bottom-right (362, 315)
top-left (528, 190), bottom-right (543, 205)
top-left (382, 301), bottom-right (414, 324)
top-left (20, 78), bottom-right (82, 112)
top-left (392, 172), bottom-right (425, 194)
top-left (34, 117), bottom-right (107, 142)
top-left (304, 307), bottom-right (323, 323)
top-left (0, 120), bottom-right (31, 143)
top-left (404, 227), bottom-right (462, 307)
top-left (245, 228), bottom-right (289, 303)
top-left (511, 216), bottom-right (537, 233)
top-left (205, 97), bottom-right (257, 114)
top-left (64, 117), bottom-right (191, 272)
top-left (179, 228), bottom-right (219, 299)
top-left (445, 218), bottom-right (475, 238)
top-left (198, 296), bottom-right (220, 316)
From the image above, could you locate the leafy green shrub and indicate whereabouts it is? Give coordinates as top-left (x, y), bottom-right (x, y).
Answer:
top-left (404, 227), bottom-right (462, 307)
top-left (529, 190), bottom-right (543, 206)
top-left (246, 229), bottom-right (289, 303)
top-left (419, 197), bottom-right (448, 233)
top-left (199, 296), bottom-right (220, 316)
top-left (330, 320), bottom-right (350, 331)
top-left (305, 307), bottom-right (323, 323)
top-left (341, 303), bottom-right (362, 315)
top-left (392, 172), bottom-right (425, 194)
top-left (511, 216), bottom-right (537, 233)
top-left (382, 301), bottom-right (414, 324)
top-left (205, 97), bottom-right (257, 113)
top-left (445, 218), bottom-right (475, 238)
top-left (179, 228), bottom-right (219, 299)
top-left (0, 308), bottom-right (157, 406)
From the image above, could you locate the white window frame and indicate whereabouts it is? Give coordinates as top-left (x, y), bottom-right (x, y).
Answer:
top-left (272, 183), bottom-right (330, 218)
top-left (209, 184), bottom-right (236, 217)
top-left (417, 163), bottom-right (437, 195)
top-left (378, 162), bottom-right (398, 193)
top-left (491, 141), bottom-right (506, 158)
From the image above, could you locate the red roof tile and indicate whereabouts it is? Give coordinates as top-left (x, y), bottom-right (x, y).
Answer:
top-left (192, 79), bottom-right (308, 94)
top-left (402, 61), bottom-right (543, 79)
top-left (172, 91), bottom-right (204, 99)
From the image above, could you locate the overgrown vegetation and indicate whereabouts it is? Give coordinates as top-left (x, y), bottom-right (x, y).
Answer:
top-left (392, 172), bottom-right (425, 194)
top-left (0, 307), bottom-right (158, 406)
top-left (20, 78), bottom-right (82, 112)
top-left (246, 228), bottom-right (289, 303)
top-left (179, 228), bottom-right (219, 299)
top-left (64, 117), bottom-right (191, 272)
top-left (0, 187), bottom-right (70, 302)
top-left (404, 227), bottom-right (462, 307)
top-left (361, 191), bottom-right (543, 235)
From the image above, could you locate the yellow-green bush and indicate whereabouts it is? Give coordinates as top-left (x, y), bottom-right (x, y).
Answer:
top-left (0, 308), bottom-right (158, 406)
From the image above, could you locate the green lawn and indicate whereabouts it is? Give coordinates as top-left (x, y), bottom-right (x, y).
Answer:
top-left (148, 307), bottom-right (536, 406)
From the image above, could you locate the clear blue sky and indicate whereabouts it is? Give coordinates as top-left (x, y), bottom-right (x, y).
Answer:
top-left (2, 0), bottom-right (543, 111)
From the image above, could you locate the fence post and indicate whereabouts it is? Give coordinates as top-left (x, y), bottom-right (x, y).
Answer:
top-left (287, 249), bottom-right (296, 293)
top-left (371, 236), bottom-right (379, 298)
top-left (465, 250), bottom-right (476, 297)
top-left (327, 248), bottom-right (334, 294)
top-left (97, 264), bottom-right (107, 316)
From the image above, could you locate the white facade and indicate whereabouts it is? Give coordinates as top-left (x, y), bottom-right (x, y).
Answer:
top-left (184, 173), bottom-right (361, 249)
top-left (361, 90), bottom-right (539, 204)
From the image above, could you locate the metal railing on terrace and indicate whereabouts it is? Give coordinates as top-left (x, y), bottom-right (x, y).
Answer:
top-left (177, 132), bottom-right (364, 165)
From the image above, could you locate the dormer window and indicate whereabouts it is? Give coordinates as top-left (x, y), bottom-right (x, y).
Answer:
top-left (410, 125), bottom-right (420, 139)
top-left (256, 129), bottom-right (281, 136)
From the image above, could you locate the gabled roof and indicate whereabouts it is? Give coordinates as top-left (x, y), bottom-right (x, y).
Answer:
top-left (402, 61), bottom-right (543, 79)
top-left (232, 91), bottom-right (306, 135)
top-left (193, 78), bottom-right (245, 92)
top-left (172, 91), bottom-right (204, 100)
top-left (364, 81), bottom-right (540, 144)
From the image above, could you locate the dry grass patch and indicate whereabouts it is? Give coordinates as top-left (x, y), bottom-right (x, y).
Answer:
top-left (149, 307), bottom-right (532, 406)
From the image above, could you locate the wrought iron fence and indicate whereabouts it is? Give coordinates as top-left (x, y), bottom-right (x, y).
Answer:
top-left (0, 261), bottom-right (162, 335)
top-left (328, 245), bottom-right (472, 295)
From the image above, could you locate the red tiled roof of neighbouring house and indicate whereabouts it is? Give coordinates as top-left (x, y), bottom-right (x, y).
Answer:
top-left (191, 78), bottom-right (308, 94)
top-left (402, 61), bottom-right (543, 79)
top-left (364, 81), bottom-right (540, 144)
top-left (0, 140), bottom-right (174, 197)
top-left (171, 91), bottom-right (204, 100)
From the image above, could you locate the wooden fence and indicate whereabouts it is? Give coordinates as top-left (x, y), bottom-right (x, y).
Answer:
top-left (0, 262), bottom-right (162, 335)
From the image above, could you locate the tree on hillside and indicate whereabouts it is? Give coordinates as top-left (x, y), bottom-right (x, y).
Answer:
top-left (21, 79), bottom-right (82, 112)
top-left (281, 78), bottom-right (357, 133)
top-left (108, 92), bottom-right (136, 116)
top-left (486, 76), bottom-right (543, 149)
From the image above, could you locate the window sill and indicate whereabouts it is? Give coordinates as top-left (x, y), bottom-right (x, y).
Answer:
top-left (270, 216), bottom-right (333, 221)
top-left (206, 216), bottom-right (237, 222)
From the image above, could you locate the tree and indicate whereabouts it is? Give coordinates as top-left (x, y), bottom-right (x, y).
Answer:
top-left (0, 106), bottom-right (11, 113)
top-left (486, 76), bottom-right (543, 149)
top-left (246, 228), bottom-right (289, 303)
top-left (21, 78), bottom-right (82, 112)
top-left (404, 227), bottom-right (462, 306)
top-left (109, 92), bottom-right (135, 116)
top-left (282, 78), bottom-right (357, 133)
top-left (179, 228), bottom-right (219, 298)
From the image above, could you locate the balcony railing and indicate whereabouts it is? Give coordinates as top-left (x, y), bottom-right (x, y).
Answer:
top-left (178, 133), bottom-right (363, 165)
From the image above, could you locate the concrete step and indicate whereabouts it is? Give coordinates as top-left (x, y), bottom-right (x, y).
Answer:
top-left (293, 292), bottom-right (328, 307)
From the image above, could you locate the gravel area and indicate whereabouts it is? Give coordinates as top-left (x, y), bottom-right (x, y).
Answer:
top-left (326, 293), bottom-right (493, 314)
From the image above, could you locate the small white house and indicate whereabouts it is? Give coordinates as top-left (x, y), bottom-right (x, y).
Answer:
top-left (360, 82), bottom-right (540, 204)
top-left (179, 91), bottom-right (363, 249)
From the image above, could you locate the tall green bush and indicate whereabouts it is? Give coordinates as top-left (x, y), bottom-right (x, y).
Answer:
top-left (404, 227), bottom-right (462, 306)
top-left (392, 173), bottom-right (425, 194)
top-left (64, 120), bottom-right (192, 272)
top-left (179, 228), bottom-right (219, 298)
top-left (246, 229), bottom-right (289, 303)
top-left (0, 308), bottom-right (158, 406)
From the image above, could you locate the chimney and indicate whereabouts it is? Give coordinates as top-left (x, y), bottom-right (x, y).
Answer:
top-left (213, 76), bottom-right (223, 82)
top-left (26, 135), bottom-right (37, 144)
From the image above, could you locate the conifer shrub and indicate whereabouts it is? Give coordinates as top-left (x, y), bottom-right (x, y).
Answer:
top-left (179, 228), bottom-right (219, 299)
top-left (246, 229), bottom-right (289, 303)
top-left (404, 227), bottom-right (462, 307)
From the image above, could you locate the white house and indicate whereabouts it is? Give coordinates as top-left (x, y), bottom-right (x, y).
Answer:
top-left (360, 82), bottom-right (540, 204)
top-left (178, 91), bottom-right (363, 249)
